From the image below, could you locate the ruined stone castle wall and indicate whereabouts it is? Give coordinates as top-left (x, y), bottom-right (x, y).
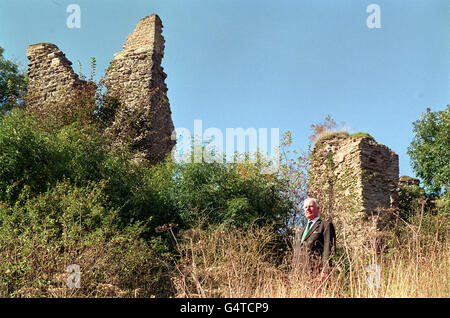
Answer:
top-left (308, 134), bottom-right (399, 250)
top-left (25, 14), bottom-right (175, 164)
top-left (309, 135), bottom-right (398, 215)
top-left (104, 14), bottom-right (175, 164)
top-left (359, 138), bottom-right (399, 212)
top-left (26, 43), bottom-right (91, 111)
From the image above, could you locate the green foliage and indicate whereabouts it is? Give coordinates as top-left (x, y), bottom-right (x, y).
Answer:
top-left (0, 80), bottom-right (448, 296)
top-left (349, 132), bottom-right (375, 140)
top-left (0, 180), bottom-right (173, 297)
top-left (0, 110), bottom-right (54, 202)
top-left (0, 105), bottom-right (295, 296)
top-left (0, 110), bottom-right (105, 203)
top-left (392, 197), bottom-right (448, 248)
top-left (0, 46), bottom-right (26, 115)
top-left (167, 157), bottom-right (293, 230)
top-left (0, 52), bottom-right (300, 296)
top-left (408, 106), bottom-right (450, 196)
top-left (315, 131), bottom-right (349, 145)
top-left (51, 123), bottom-right (106, 184)
top-left (110, 159), bottom-right (182, 239)
top-left (0, 107), bottom-right (180, 297)
top-left (0, 109), bottom-right (180, 238)
top-left (95, 95), bottom-right (121, 129)
top-left (397, 184), bottom-right (426, 221)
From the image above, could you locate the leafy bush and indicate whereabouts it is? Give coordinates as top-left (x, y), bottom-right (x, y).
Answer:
top-left (0, 109), bottom-right (182, 238)
top-left (167, 158), bottom-right (292, 230)
top-left (397, 183), bottom-right (426, 221)
top-left (0, 110), bottom-right (55, 203)
top-left (0, 78), bottom-right (301, 297)
top-left (0, 109), bottom-right (112, 203)
top-left (0, 180), bottom-right (174, 297)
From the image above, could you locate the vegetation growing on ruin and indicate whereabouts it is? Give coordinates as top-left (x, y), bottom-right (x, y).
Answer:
top-left (349, 132), bottom-right (375, 140)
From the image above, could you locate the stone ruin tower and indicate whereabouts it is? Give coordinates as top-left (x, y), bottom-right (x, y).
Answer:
top-left (308, 133), bottom-right (399, 250)
top-left (25, 14), bottom-right (175, 164)
top-left (104, 14), bottom-right (175, 164)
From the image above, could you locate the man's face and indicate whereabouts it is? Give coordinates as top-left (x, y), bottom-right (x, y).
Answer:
top-left (303, 199), bottom-right (319, 221)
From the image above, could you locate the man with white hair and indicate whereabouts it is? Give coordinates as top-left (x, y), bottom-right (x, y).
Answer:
top-left (292, 197), bottom-right (336, 282)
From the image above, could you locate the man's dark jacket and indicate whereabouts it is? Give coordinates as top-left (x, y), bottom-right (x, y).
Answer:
top-left (292, 218), bottom-right (336, 274)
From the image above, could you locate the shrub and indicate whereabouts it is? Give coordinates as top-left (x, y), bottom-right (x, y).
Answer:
top-left (397, 183), bottom-right (427, 221)
top-left (0, 110), bottom-right (55, 203)
top-left (0, 109), bottom-right (181, 239)
top-left (0, 109), bottom-right (112, 204)
top-left (0, 180), bottom-right (174, 297)
top-left (167, 157), bottom-right (292, 230)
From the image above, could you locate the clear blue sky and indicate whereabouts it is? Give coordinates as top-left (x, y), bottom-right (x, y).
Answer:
top-left (1, 0), bottom-right (449, 179)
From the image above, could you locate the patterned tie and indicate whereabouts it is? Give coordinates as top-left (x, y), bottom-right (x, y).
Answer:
top-left (301, 221), bottom-right (312, 244)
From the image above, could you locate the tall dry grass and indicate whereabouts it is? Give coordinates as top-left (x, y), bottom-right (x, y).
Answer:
top-left (169, 212), bottom-right (449, 298)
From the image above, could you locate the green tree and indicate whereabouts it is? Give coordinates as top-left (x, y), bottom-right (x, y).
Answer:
top-left (407, 106), bottom-right (450, 196)
top-left (0, 47), bottom-right (26, 115)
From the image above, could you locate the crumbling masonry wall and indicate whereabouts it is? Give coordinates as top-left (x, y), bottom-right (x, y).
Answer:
top-left (308, 134), bottom-right (399, 250)
top-left (26, 14), bottom-right (175, 164)
top-left (104, 14), bottom-right (175, 164)
top-left (26, 43), bottom-right (92, 113)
